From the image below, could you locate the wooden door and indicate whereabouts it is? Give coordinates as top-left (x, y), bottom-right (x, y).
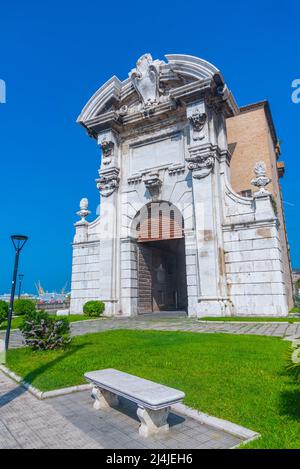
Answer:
top-left (152, 248), bottom-right (177, 311)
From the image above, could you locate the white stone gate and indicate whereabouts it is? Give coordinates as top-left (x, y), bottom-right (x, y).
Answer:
top-left (70, 54), bottom-right (290, 317)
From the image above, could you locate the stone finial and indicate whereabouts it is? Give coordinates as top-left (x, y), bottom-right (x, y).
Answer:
top-left (76, 198), bottom-right (90, 221)
top-left (251, 161), bottom-right (272, 196)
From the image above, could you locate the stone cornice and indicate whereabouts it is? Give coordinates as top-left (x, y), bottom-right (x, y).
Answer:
top-left (222, 219), bottom-right (278, 231)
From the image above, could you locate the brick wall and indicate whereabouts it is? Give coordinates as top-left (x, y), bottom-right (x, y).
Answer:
top-left (226, 102), bottom-right (293, 309)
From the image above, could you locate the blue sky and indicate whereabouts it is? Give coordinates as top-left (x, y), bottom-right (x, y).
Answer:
top-left (0, 0), bottom-right (299, 294)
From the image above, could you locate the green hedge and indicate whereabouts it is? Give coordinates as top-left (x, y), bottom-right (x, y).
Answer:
top-left (14, 299), bottom-right (36, 316)
top-left (0, 300), bottom-right (9, 324)
top-left (83, 300), bottom-right (105, 317)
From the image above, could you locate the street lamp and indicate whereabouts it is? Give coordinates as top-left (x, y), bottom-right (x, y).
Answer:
top-left (18, 273), bottom-right (24, 299)
top-left (5, 235), bottom-right (28, 352)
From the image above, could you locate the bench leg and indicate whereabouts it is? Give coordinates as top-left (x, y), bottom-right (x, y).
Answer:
top-left (91, 386), bottom-right (119, 410)
top-left (137, 406), bottom-right (170, 437)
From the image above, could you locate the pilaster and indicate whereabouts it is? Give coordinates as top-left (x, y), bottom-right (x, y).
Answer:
top-left (186, 99), bottom-right (230, 316)
top-left (95, 129), bottom-right (121, 316)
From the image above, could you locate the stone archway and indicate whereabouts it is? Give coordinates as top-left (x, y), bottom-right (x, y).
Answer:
top-left (132, 202), bottom-right (188, 313)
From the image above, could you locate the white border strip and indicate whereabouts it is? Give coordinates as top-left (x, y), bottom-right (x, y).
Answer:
top-left (0, 365), bottom-right (91, 399)
top-left (172, 402), bottom-right (260, 444)
top-left (198, 320), bottom-right (297, 324)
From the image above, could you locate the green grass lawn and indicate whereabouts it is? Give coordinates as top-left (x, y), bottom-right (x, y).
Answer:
top-left (0, 314), bottom-right (99, 331)
top-left (6, 330), bottom-right (300, 449)
top-left (200, 316), bottom-right (300, 322)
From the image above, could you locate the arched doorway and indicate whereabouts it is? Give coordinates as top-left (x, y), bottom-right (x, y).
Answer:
top-left (132, 202), bottom-right (188, 313)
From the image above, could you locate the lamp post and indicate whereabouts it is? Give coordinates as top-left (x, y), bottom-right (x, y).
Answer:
top-left (5, 235), bottom-right (28, 352)
top-left (18, 273), bottom-right (24, 299)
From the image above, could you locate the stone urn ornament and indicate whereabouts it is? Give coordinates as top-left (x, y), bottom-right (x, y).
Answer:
top-left (76, 198), bottom-right (90, 221)
top-left (251, 161), bottom-right (272, 195)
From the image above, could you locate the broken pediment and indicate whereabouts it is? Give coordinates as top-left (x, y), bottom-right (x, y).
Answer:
top-left (77, 54), bottom-right (238, 131)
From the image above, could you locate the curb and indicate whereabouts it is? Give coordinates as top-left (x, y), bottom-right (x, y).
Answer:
top-left (172, 403), bottom-right (260, 446)
top-left (283, 335), bottom-right (300, 342)
top-left (198, 320), bottom-right (297, 324)
top-left (0, 365), bottom-right (91, 399)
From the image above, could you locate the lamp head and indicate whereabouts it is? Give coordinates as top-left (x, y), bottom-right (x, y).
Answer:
top-left (11, 235), bottom-right (28, 252)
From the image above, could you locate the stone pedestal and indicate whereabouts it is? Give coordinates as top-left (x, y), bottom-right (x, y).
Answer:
top-left (91, 386), bottom-right (119, 410)
top-left (137, 406), bottom-right (170, 437)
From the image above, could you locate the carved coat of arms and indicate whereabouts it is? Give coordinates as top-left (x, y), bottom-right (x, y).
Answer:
top-left (130, 54), bottom-right (163, 107)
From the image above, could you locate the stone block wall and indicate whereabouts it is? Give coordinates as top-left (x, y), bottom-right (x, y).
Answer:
top-left (223, 222), bottom-right (288, 315)
top-left (70, 241), bottom-right (100, 314)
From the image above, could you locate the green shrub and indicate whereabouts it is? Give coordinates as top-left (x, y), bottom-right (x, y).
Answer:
top-left (83, 300), bottom-right (105, 317)
top-left (286, 339), bottom-right (300, 380)
top-left (294, 294), bottom-right (300, 309)
top-left (14, 299), bottom-right (36, 316)
top-left (0, 300), bottom-right (9, 324)
top-left (20, 310), bottom-right (71, 350)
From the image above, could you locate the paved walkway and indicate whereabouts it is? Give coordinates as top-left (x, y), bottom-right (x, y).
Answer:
top-left (1, 317), bottom-right (300, 349)
top-left (0, 373), bottom-right (242, 449)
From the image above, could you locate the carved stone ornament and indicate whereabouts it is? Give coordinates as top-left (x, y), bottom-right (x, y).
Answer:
top-left (96, 168), bottom-right (120, 197)
top-left (251, 161), bottom-right (271, 195)
top-left (143, 172), bottom-right (162, 200)
top-left (100, 138), bottom-right (114, 165)
top-left (76, 198), bottom-right (90, 221)
top-left (130, 54), bottom-right (163, 107)
top-left (117, 105), bottom-right (128, 117)
top-left (189, 111), bottom-right (207, 141)
top-left (186, 150), bottom-right (215, 179)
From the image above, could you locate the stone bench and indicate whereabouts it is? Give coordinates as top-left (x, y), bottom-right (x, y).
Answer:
top-left (84, 368), bottom-right (185, 437)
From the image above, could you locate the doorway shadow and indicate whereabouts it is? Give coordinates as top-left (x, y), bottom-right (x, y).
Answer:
top-left (0, 344), bottom-right (87, 408)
